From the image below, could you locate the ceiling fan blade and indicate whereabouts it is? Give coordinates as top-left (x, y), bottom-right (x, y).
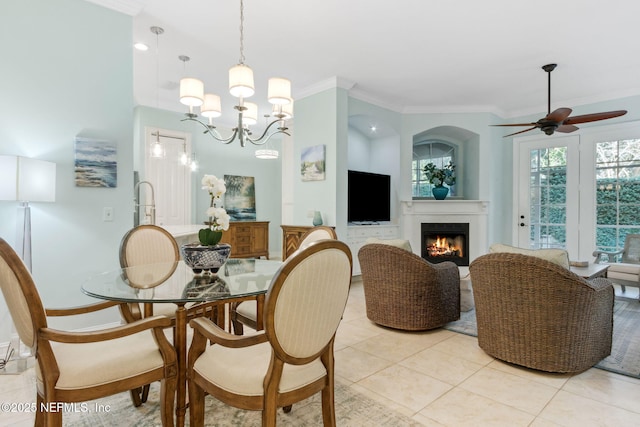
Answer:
top-left (503, 126), bottom-right (538, 138)
top-left (546, 107), bottom-right (572, 122)
top-left (556, 124), bottom-right (579, 133)
top-left (491, 123), bottom-right (537, 127)
top-left (564, 110), bottom-right (627, 125)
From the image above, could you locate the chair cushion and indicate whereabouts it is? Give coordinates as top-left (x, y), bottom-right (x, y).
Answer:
top-left (36, 329), bottom-right (165, 391)
top-left (366, 238), bottom-right (412, 252)
top-left (235, 300), bottom-right (257, 320)
top-left (489, 243), bottom-right (570, 269)
top-left (605, 262), bottom-right (640, 276)
top-left (193, 341), bottom-right (326, 396)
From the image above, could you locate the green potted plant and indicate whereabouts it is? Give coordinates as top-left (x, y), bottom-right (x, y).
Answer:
top-left (423, 161), bottom-right (456, 199)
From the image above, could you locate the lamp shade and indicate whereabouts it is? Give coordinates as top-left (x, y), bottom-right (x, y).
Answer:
top-left (0, 156), bottom-right (56, 202)
top-left (243, 102), bottom-right (258, 126)
top-left (180, 78), bottom-right (204, 107)
top-left (268, 78), bottom-right (291, 105)
top-left (273, 98), bottom-right (294, 120)
top-left (229, 64), bottom-right (255, 98)
top-left (201, 93), bottom-right (222, 118)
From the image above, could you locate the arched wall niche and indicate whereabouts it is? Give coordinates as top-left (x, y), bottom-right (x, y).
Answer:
top-left (412, 125), bottom-right (480, 200)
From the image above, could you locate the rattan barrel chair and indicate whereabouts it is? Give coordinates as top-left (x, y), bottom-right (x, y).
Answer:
top-left (469, 252), bottom-right (614, 373)
top-left (358, 243), bottom-right (460, 331)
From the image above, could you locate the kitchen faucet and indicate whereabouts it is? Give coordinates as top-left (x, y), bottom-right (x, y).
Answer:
top-left (134, 180), bottom-right (156, 226)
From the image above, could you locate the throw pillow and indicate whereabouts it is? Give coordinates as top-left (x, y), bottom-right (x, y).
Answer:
top-left (366, 237), bottom-right (413, 252)
top-left (489, 243), bottom-right (570, 269)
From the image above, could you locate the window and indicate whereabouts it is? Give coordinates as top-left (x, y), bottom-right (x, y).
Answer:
top-left (412, 141), bottom-right (456, 198)
top-left (595, 138), bottom-right (640, 256)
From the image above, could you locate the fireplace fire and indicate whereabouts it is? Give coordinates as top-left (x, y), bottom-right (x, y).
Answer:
top-left (421, 223), bottom-right (469, 266)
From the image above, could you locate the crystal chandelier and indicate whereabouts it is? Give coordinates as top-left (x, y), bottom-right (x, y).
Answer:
top-left (178, 0), bottom-right (293, 148)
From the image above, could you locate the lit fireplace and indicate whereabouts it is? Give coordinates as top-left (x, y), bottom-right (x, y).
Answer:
top-left (421, 223), bottom-right (469, 266)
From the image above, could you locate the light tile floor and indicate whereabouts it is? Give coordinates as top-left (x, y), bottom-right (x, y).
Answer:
top-left (1, 280), bottom-right (639, 426)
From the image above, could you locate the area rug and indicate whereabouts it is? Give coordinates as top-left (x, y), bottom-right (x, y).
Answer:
top-left (444, 297), bottom-right (640, 379)
top-left (65, 382), bottom-right (418, 426)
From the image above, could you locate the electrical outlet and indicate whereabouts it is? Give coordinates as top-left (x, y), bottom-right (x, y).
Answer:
top-left (103, 207), bottom-right (114, 222)
top-left (307, 210), bottom-right (314, 218)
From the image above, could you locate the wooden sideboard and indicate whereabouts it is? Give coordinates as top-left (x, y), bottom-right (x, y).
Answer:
top-left (221, 221), bottom-right (270, 259)
top-left (280, 225), bottom-right (338, 261)
top-left (280, 225), bottom-right (313, 261)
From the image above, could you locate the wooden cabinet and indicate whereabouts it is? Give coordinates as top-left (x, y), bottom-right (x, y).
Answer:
top-left (280, 225), bottom-right (337, 260)
top-left (280, 225), bottom-right (313, 261)
top-left (221, 221), bottom-right (269, 259)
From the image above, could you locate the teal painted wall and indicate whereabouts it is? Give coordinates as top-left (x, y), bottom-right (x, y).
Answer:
top-left (0, 0), bottom-right (134, 337)
top-left (134, 106), bottom-right (283, 253)
top-left (293, 88), bottom-right (343, 232)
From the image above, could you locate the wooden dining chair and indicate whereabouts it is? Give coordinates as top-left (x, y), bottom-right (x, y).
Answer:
top-left (119, 224), bottom-right (181, 322)
top-left (187, 239), bottom-right (352, 426)
top-left (0, 237), bottom-right (178, 427)
top-left (230, 225), bottom-right (338, 335)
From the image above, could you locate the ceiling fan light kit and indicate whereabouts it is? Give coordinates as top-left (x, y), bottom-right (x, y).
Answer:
top-left (494, 64), bottom-right (627, 137)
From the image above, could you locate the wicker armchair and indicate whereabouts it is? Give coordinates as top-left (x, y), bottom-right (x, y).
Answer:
top-left (469, 252), bottom-right (614, 373)
top-left (358, 243), bottom-right (460, 331)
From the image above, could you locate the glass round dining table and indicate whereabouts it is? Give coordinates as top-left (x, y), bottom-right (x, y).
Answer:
top-left (82, 258), bottom-right (283, 427)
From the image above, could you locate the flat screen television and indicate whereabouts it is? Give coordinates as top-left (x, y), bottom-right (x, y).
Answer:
top-left (348, 170), bottom-right (391, 223)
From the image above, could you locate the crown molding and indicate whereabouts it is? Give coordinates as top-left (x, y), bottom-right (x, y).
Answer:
top-left (83, 0), bottom-right (146, 16)
top-left (296, 76), bottom-right (356, 100)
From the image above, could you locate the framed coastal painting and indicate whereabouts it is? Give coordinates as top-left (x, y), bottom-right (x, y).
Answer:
top-left (74, 137), bottom-right (117, 188)
top-left (223, 175), bottom-right (256, 221)
top-left (301, 144), bottom-right (326, 181)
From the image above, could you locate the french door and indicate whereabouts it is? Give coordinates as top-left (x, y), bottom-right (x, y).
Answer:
top-left (516, 135), bottom-right (580, 257)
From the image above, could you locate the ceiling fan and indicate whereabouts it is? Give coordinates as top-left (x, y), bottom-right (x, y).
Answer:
top-left (494, 64), bottom-right (627, 138)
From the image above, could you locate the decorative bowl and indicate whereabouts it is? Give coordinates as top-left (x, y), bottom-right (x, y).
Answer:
top-left (180, 243), bottom-right (231, 274)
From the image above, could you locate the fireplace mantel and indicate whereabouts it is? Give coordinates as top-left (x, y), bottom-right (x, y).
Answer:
top-left (401, 200), bottom-right (489, 274)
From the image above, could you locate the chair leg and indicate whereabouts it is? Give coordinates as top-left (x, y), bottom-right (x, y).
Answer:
top-left (232, 319), bottom-right (244, 335)
top-left (35, 393), bottom-right (44, 426)
top-left (321, 385), bottom-right (337, 426)
top-left (160, 377), bottom-right (177, 427)
top-left (188, 379), bottom-right (205, 427)
top-left (141, 384), bottom-right (150, 403)
top-left (130, 387), bottom-right (143, 407)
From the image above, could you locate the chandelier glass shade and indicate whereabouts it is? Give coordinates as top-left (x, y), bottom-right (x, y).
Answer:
top-left (179, 0), bottom-right (292, 148)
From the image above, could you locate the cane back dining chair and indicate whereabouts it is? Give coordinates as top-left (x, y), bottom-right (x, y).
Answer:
top-left (187, 239), bottom-right (352, 426)
top-left (231, 226), bottom-right (338, 335)
top-left (0, 237), bottom-right (177, 427)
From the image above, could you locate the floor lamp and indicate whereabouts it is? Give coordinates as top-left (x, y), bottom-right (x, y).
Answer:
top-left (0, 156), bottom-right (55, 372)
top-left (0, 156), bottom-right (56, 272)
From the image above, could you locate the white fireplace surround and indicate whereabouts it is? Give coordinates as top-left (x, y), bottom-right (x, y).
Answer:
top-left (401, 200), bottom-right (489, 276)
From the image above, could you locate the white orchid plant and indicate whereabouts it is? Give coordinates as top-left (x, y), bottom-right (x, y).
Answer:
top-left (199, 174), bottom-right (231, 246)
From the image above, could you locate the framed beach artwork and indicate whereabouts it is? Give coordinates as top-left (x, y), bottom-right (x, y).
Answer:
top-left (223, 175), bottom-right (256, 221)
top-left (301, 144), bottom-right (326, 181)
top-left (74, 137), bottom-right (117, 188)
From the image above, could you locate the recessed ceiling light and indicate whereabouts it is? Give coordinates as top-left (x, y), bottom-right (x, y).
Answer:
top-left (134, 42), bottom-right (149, 51)
top-left (370, 126), bottom-right (377, 132)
